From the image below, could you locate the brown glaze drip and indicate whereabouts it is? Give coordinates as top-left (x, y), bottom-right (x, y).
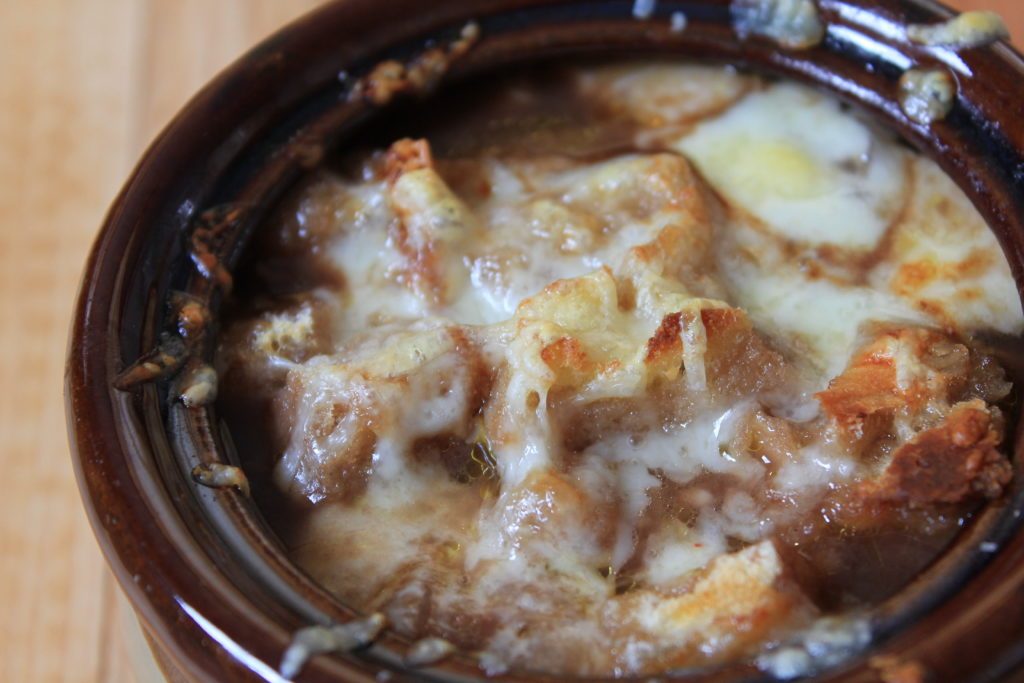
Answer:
top-left (114, 292), bottom-right (214, 391)
top-left (113, 332), bottom-right (188, 390)
top-left (190, 203), bottom-right (247, 292)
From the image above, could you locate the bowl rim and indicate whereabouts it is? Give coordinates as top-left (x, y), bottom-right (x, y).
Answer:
top-left (67, 1), bottom-right (1024, 681)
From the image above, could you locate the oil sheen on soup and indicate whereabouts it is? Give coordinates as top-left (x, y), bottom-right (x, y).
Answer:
top-left (218, 62), bottom-right (1023, 677)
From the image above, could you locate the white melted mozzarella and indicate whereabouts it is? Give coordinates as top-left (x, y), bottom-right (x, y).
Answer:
top-left (677, 83), bottom-right (906, 249)
top-left (722, 259), bottom-right (930, 379)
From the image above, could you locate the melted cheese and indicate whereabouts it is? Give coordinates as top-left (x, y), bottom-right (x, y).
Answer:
top-left (677, 83), bottom-right (906, 250)
top-left (576, 62), bottom-right (754, 127)
top-left (674, 82), bottom-right (1023, 377)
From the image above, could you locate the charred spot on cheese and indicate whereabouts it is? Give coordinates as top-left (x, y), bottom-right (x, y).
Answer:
top-left (906, 11), bottom-right (1009, 50)
top-left (218, 61), bottom-right (1021, 677)
top-left (899, 69), bottom-right (956, 126)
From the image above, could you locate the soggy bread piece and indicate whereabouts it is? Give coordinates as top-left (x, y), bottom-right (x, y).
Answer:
top-left (610, 540), bottom-right (816, 672)
top-left (817, 327), bottom-right (973, 445)
top-left (386, 139), bottom-right (474, 305)
top-left (274, 326), bottom-right (491, 501)
top-left (867, 399), bottom-right (1011, 505)
top-left (817, 326), bottom-right (1013, 507)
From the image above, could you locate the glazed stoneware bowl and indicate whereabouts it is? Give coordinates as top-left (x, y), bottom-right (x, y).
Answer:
top-left (67, 1), bottom-right (1024, 681)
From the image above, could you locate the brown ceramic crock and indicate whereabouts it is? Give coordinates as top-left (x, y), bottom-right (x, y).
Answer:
top-left (66, 1), bottom-right (1024, 681)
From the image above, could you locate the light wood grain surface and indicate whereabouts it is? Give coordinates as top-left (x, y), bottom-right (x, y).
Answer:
top-left (1, 1), bottom-right (1020, 681)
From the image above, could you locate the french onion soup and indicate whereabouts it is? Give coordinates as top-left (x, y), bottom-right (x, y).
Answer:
top-left (218, 62), bottom-right (1023, 677)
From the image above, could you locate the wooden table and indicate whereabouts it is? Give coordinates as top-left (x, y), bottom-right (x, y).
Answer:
top-left (1, 1), bottom-right (1020, 681)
